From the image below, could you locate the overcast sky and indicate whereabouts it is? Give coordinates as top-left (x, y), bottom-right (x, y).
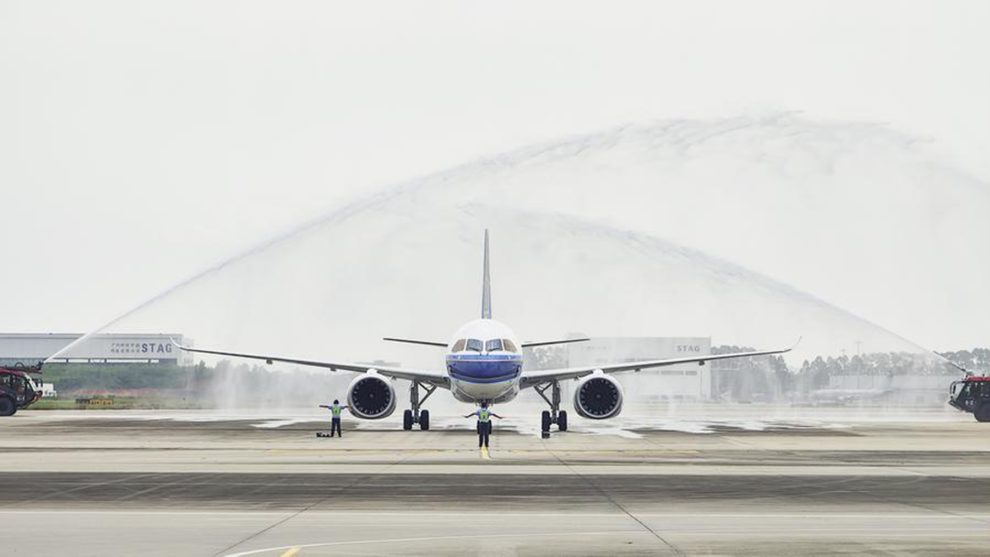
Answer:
top-left (1, 1), bottom-right (988, 349)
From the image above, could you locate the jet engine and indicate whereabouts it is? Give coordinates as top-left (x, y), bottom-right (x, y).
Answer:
top-left (346, 373), bottom-right (396, 419)
top-left (573, 374), bottom-right (623, 419)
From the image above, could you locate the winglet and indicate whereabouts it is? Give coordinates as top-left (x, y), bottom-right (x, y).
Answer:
top-left (773, 336), bottom-right (801, 355)
top-left (481, 229), bottom-right (492, 319)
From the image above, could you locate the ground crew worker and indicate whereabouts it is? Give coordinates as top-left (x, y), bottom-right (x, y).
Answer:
top-left (318, 400), bottom-right (348, 437)
top-left (464, 401), bottom-right (502, 448)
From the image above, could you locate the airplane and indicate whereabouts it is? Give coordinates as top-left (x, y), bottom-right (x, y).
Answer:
top-left (174, 230), bottom-right (796, 437)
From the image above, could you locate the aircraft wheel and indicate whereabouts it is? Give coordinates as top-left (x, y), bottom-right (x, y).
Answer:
top-left (541, 410), bottom-right (551, 433)
top-left (419, 409), bottom-right (430, 431)
top-left (0, 396), bottom-right (15, 417)
top-left (557, 410), bottom-right (568, 431)
top-left (975, 403), bottom-right (990, 423)
top-left (403, 409), bottom-right (414, 430)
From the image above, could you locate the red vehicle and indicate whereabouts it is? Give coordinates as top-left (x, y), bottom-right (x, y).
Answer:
top-left (0, 363), bottom-right (43, 416)
top-left (948, 376), bottom-right (990, 422)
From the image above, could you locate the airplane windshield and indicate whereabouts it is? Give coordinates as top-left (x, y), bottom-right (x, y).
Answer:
top-left (502, 339), bottom-right (518, 352)
top-left (451, 339), bottom-right (466, 352)
top-left (466, 339), bottom-right (483, 352)
top-left (485, 339), bottom-right (503, 352)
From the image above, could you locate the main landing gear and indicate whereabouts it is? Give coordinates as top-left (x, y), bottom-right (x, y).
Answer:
top-left (534, 380), bottom-right (567, 439)
top-left (403, 380), bottom-right (436, 431)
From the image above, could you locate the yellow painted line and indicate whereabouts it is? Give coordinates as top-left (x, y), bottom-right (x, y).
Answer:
top-left (481, 447), bottom-right (491, 460)
top-left (279, 547), bottom-right (300, 557)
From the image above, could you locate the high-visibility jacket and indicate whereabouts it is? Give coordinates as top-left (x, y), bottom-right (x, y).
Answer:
top-left (331, 404), bottom-right (343, 418)
top-left (477, 409), bottom-right (491, 423)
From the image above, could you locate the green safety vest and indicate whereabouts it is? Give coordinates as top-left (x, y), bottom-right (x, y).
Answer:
top-left (331, 404), bottom-right (342, 417)
top-left (478, 409), bottom-right (491, 422)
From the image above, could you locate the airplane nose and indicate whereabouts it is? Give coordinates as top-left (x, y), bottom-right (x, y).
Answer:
top-left (449, 358), bottom-right (521, 383)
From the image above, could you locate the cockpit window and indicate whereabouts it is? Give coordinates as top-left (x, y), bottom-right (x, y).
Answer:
top-left (466, 339), bottom-right (483, 352)
top-left (451, 339), bottom-right (466, 352)
top-left (485, 339), bottom-right (503, 352)
top-left (502, 339), bottom-right (518, 352)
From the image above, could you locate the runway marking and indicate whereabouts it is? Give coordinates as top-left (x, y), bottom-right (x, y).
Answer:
top-left (278, 547), bottom-right (300, 557)
top-left (223, 526), bottom-right (990, 557)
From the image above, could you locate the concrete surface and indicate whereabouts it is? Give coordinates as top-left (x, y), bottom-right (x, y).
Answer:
top-left (2, 408), bottom-right (989, 556)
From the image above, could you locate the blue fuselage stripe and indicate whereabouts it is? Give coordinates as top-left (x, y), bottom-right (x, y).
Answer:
top-left (446, 354), bottom-right (522, 384)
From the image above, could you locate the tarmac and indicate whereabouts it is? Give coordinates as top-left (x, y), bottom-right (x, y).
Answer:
top-left (2, 407), bottom-right (989, 556)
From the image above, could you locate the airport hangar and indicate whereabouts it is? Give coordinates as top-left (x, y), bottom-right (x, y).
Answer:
top-left (562, 336), bottom-right (713, 400)
top-left (0, 333), bottom-right (194, 366)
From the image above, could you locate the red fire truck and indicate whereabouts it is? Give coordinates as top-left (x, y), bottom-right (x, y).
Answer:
top-left (0, 363), bottom-right (43, 416)
top-left (948, 376), bottom-right (990, 422)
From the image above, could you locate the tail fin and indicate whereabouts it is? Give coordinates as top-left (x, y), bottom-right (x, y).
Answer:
top-left (481, 229), bottom-right (492, 319)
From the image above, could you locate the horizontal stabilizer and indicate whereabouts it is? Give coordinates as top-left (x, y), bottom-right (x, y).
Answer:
top-left (383, 337), bottom-right (448, 348)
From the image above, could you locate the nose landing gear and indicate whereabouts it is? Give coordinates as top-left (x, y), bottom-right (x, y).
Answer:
top-left (404, 381), bottom-right (436, 431)
top-left (535, 380), bottom-right (567, 438)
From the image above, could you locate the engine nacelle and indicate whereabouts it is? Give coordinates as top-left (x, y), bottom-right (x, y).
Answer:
top-left (346, 373), bottom-right (396, 420)
top-left (573, 373), bottom-right (623, 420)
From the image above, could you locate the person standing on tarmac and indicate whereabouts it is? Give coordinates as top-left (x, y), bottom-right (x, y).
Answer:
top-left (464, 401), bottom-right (502, 448)
top-left (318, 400), bottom-right (348, 437)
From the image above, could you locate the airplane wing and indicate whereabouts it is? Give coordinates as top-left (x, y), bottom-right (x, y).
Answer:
top-left (382, 337), bottom-right (449, 348)
top-left (172, 341), bottom-right (450, 387)
top-left (521, 338), bottom-right (590, 348)
top-left (520, 341), bottom-right (798, 388)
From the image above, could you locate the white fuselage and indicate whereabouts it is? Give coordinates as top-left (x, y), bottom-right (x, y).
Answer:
top-left (445, 319), bottom-right (523, 404)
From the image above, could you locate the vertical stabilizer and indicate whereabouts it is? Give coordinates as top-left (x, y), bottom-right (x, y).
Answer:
top-left (481, 229), bottom-right (492, 319)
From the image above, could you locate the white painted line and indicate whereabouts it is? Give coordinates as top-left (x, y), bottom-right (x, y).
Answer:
top-left (223, 530), bottom-right (641, 557)
top-left (224, 527), bottom-right (990, 557)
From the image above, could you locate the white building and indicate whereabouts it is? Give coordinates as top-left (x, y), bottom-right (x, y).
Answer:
top-left (566, 337), bottom-right (712, 400)
top-left (0, 333), bottom-right (193, 366)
